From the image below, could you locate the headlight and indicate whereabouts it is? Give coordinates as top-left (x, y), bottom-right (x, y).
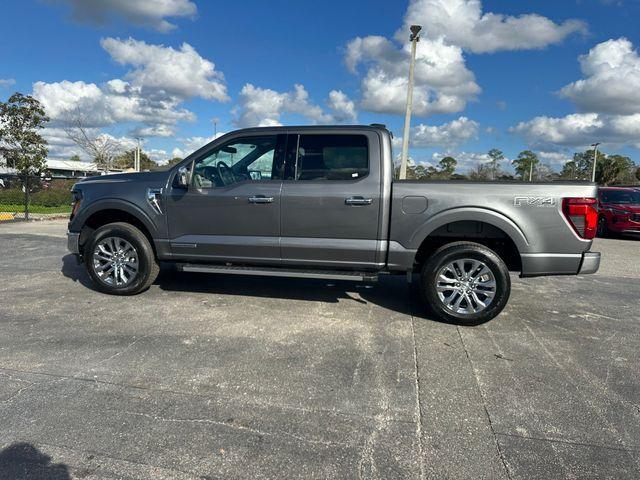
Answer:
top-left (70, 189), bottom-right (83, 219)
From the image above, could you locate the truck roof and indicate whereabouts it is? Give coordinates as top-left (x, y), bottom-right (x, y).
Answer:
top-left (229, 124), bottom-right (391, 135)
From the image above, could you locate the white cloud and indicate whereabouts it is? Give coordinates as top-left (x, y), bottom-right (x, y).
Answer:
top-left (33, 37), bottom-right (228, 143)
top-left (511, 112), bottom-right (640, 149)
top-left (326, 90), bottom-right (357, 123)
top-left (130, 124), bottom-right (175, 138)
top-left (48, 0), bottom-right (197, 32)
top-left (146, 148), bottom-right (169, 164)
top-left (430, 151), bottom-right (494, 171)
top-left (559, 38), bottom-right (640, 115)
top-left (0, 78), bottom-right (16, 88)
top-left (233, 84), bottom-right (357, 127)
top-left (393, 153), bottom-right (425, 169)
top-left (41, 127), bottom-right (86, 160)
top-left (33, 79), bottom-right (194, 129)
top-left (512, 38), bottom-right (640, 149)
top-left (346, 0), bottom-right (584, 118)
top-left (42, 126), bottom-right (174, 165)
top-left (409, 116), bottom-right (479, 148)
top-left (538, 151), bottom-right (572, 167)
top-left (393, 151), bottom-right (495, 173)
top-left (41, 127), bottom-right (138, 161)
top-left (346, 35), bottom-right (480, 116)
top-left (402, 0), bottom-right (586, 53)
top-left (171, 133), bottom-right (224, 158)
top-left (101, 37), bottom-right (228, 102)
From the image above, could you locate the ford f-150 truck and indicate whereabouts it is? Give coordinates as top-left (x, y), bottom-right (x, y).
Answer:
top-left (67, 125), bottom-right (601, 324)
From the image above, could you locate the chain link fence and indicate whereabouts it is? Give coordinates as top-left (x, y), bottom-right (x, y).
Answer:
top-left (0, 175), bottom-right (75, 222)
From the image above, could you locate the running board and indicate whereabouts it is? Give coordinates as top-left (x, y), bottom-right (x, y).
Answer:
top-left (179, 264), bottom-right (378, 282)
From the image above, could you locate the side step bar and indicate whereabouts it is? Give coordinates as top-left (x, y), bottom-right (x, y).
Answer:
top-left (179, 264), bottom-right (378, 282)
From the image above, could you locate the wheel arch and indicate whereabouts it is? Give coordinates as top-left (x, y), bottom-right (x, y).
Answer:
top-left (75, 200), bottom-right (158, 255)
top-left (410, 208), bottom-right (528, 272)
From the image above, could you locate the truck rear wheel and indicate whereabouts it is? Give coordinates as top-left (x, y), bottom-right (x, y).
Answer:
top-left (84, 222), bottom-right (159, 295)
top-left (420, 242), bottom-right (510, 325)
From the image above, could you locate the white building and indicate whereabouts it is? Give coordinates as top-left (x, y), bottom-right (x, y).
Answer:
top-left (45, 159), bottom-right (101, 178)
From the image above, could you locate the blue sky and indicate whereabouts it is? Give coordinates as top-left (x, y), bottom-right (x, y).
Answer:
top-left (1, 0), bottom-right (640, 171)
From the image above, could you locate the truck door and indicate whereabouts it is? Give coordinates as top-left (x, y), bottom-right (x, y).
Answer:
top-left (280, 131), bottom-right (383, 269)
top-left (166, 133), bottom-right (286, 264)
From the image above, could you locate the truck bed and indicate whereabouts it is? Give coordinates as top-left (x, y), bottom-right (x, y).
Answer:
top-left (387, 180), bottom-right (598, 276)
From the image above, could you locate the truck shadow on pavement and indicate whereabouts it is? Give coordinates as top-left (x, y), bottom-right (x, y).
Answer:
top-left (62, 254), bottom-right (448, 324)
top-left (0, 442), bottom-right (70, 480)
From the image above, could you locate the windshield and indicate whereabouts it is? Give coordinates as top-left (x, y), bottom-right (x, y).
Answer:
top-left (600, 189), bottom-right (640, 204)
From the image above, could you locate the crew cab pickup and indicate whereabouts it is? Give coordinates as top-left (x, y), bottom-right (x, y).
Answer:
top-left (68, 125), bottom-right (600, 324)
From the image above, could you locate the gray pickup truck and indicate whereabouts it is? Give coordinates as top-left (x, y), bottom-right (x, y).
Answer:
top-left (67, 125), bottom-right (600, 324)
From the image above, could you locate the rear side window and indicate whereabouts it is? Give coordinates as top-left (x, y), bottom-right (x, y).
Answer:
top-left (294, 134), bottom-right (369, 181)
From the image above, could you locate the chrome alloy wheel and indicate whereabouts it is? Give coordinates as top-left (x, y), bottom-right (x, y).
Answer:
top-left (435, 258), bottom-right (497, 315)
top-left (92, 236), bottom-right (139, 286)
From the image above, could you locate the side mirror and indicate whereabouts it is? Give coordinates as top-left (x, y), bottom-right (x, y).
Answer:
top-left (176, 166), bottom-right (190, 188)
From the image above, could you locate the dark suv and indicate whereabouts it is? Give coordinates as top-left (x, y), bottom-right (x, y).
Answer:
top-left (597, 187), bottom-right (640, 236)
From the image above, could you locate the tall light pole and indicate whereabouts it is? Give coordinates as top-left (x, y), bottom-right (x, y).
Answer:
top-left (529, 160), bottom-right (534, 182)
top-left (135, 137), bottom-right (142, 172)
top-left (212, 117), bottom-right (219, 138)
top-left (399, 24), bottom-right (422, 180)
top-left (590, 142), bottom-right (600, 183)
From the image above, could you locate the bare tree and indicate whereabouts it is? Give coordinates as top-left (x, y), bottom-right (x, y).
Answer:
top-left (468, 162), bottom-right (492, 181)
top-left (63, 112), bottom-right (123, 172)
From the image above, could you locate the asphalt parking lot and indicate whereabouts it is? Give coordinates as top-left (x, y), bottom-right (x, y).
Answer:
top-left (0, 220), bottom-right (638, 479)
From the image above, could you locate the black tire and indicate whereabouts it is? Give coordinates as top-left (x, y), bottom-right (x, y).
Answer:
top-left (597, 217), bottom-right (609, 238)
top-left (83, 222), bottom-right (159, 295)
top-left (420, 241), bottom-right (511, 326)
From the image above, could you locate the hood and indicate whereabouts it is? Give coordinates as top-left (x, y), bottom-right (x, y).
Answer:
top-left (77, 170), bottom-right (168, 185)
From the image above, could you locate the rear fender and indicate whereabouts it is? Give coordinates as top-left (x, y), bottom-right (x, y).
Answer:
top-left (408, 207), bottom-right (529, 252)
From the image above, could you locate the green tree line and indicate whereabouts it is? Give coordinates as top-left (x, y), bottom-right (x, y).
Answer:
top-left (398, 148), bottom-right (640, 185)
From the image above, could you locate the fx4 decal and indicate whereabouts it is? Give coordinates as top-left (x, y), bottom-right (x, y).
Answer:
top-left (514, 196), bottom-right (556, 207)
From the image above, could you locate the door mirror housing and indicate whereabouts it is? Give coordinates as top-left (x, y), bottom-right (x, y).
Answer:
top-left (176, 166), bottom-right (190, 188)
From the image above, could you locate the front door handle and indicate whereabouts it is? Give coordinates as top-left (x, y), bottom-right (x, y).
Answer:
top-left (248, 195), bottom-right (274, 204)
top-left (345, 196), bottom-right (373, 206)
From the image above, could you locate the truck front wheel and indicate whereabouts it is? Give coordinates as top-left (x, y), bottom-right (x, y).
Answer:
top-left (83, 222), bottom-right (159, 295)
top-left (420, 242), bottom-right (511, 325)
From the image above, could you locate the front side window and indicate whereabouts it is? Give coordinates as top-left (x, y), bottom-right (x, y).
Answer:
top-left (191, 135), bottom-right (280, 188)
top-left (292, 134), bottom-right (369, 181)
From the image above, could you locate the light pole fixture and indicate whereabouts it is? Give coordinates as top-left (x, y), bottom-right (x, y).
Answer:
top-left (591, 142), bottom-right (600, 183)
top-left (399, 24), bottom-right (422, 180)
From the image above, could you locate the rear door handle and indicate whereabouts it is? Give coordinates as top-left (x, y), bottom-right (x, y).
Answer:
top-left (248, 195), bottom-right (274, 204)
top-left (345, 196), bottom-right (373, 206)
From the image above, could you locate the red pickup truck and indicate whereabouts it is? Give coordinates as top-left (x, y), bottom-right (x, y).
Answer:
top-left (597, 186), bottom-right (640, 236)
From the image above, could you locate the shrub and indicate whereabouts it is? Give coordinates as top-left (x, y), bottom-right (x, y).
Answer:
top-left (31, 188), bottom-right (72, 207)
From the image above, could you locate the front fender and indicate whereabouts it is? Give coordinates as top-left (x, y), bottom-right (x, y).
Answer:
top-left (70, 198), bottom-right (159, 237)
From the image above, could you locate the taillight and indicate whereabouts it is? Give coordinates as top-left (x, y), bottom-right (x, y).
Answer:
top-left (562, 197), bottom-right (598, 239)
